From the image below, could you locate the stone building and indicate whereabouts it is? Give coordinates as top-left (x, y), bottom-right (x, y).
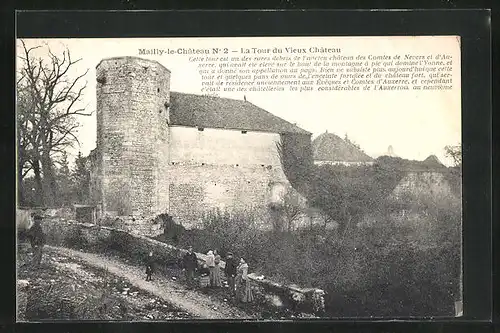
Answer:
top-left (89, 56), bottom-right (310, 229)
top-left (312, 131), bottom-right (374, 166)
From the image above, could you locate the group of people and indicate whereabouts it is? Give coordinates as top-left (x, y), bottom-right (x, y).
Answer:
top-left (23, 214), bottom-right (254, 303)
top-left (146, 246), bottom-right (254, 303)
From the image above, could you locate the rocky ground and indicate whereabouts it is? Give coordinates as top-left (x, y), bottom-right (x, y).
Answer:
top-left (100, 248), bottom-right (310, 320)
top-left (17, 243), bottom-right (303, 321)
top-left (17, 243), bottom-right (194, 321)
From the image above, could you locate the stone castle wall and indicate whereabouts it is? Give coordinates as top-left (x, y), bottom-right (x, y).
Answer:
top-left (164, 163), bottom-right (289, 228)
top-left (161, 126), bottom-right (290, 227)
top-left (91, 57), bottom-right (294, 228)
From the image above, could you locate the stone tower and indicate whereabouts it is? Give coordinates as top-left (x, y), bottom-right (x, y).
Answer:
top-left (95, 57), bottom-right (171, 216)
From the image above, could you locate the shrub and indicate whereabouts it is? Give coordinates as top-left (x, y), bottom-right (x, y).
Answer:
top-left (172, 199), bottom-right (460, 317)
top-left (63, 226), bottom-right (89, 249)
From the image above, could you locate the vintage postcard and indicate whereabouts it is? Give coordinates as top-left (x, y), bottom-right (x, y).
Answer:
top-left (16, 36), bottom-right (462, 320)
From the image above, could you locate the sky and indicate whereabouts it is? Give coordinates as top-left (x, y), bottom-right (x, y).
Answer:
top-left (17, 36), bottom-right (461, 166)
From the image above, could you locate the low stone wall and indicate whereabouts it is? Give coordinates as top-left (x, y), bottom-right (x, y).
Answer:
top-left (97, 215), bottom-right (164, 237)
top-left (39, 219), bottom-right (326, 316)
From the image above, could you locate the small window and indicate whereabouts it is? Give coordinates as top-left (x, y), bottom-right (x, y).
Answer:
top-left (241, 130), bottom-right (247, 134)
top-left (201, 163), bottom-right (205, 166)
top-left (198, 127), bottom-right (204, 131)
top-left (157, 88), bottom-right (160, 93)
top-left (235, 164), bottom-right (239, 167)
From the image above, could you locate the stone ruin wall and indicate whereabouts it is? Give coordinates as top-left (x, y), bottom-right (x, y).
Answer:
top-left (392, 171), bottom-right (458, 202)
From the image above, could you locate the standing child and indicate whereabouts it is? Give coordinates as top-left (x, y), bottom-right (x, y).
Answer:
top-left (145, 251), bottom-right (154, 281)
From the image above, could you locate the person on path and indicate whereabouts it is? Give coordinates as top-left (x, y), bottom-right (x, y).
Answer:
top-left (145, 251), bottom-right (155, 281)
top-left (224, 252), bottom-right (237, 296)
top-left (182, 246), bottom-right (198, 289)
top-left (27, 214), bottom-right (46, 268)
top-left (206, 250), bottom-right (216, 287)
top-left (213, 250), bottom-right (222, 287)
top-left (235, 257), bottom-right (254, 303)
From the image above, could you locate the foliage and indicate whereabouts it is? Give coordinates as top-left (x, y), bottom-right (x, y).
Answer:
top-left (172, 151), bottom-right (462, 316)
top-left (72, 151), bottom-right (91, 204)
top-left (276, 133), bottom-right (314, 195)
top-left (444, 144), bottom-right (462, 168)
top-left (55, 151), bottom-right (72, 207)
top-left (158, 213), bottom-right (184, 246)
top-left (175, 197), bottom-right (460, 316)
top-left (19, 151), bottom-right (91, 207)
top-left (268, 185), bottom-right (305, 232)
top-left (276, 140), bottom-right (412, 232)
top-left (17, 40), bottom-right (91, 206)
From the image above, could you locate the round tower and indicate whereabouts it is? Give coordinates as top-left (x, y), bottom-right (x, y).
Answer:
top-left (96, 56), bottom-right (171, 216)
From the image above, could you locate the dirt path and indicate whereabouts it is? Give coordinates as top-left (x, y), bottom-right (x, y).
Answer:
top-left (46, 245), bottom-right (255, 320)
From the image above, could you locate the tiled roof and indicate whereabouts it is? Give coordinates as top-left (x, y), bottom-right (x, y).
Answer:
top-left (312, 132), bottom-right (373, 162)
top-left (169, 92), bottom-right (310, 135)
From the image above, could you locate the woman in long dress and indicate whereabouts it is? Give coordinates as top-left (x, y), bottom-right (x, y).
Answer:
top-left (206, 250), bottom-right (216, 287)
top-left (213, 250), bottom-right (222, 287)
top-left (235, 258), bottom-right (254, 303)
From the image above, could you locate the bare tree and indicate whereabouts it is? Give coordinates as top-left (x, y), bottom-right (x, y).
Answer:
top-left (17, 40), bottom-right (92, 206)
top-left (17, 82), bottom-right (44, 205)
top-left (281, 187), bottom-right (304, 232)
top-left (268, 186), bottom-right (304, 233)
top-left (444, 144), bottom-right (462, 168)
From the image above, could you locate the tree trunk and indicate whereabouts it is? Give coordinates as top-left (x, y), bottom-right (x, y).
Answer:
top-left (17, 159), bottom-right (25, 206)
top-left (40, 125), bottom-right (57, 207)
top-left (32, 159), bottom-right (44, 206)
top-left (42, 164), bottom-right (57, 207)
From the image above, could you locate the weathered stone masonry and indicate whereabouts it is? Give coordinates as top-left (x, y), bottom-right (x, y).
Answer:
top-left (90, 57), bottom-right (311, 229)
top-left (91, 57), bottom-right (171, 217)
